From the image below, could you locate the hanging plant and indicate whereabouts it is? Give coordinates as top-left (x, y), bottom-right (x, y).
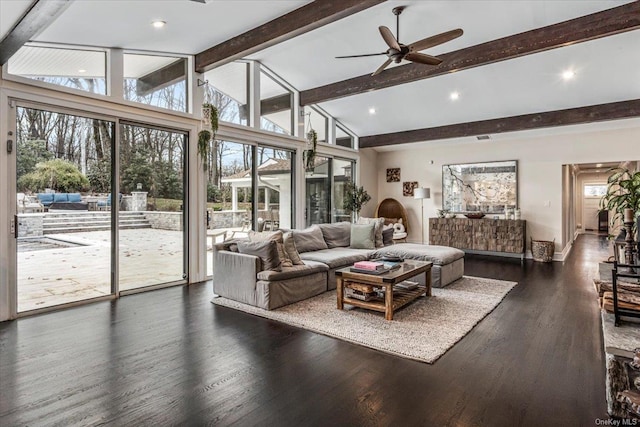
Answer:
top-left (198, 103), bottom-right (219, 170)
top-left (304, 128), bottom-right (317, 172)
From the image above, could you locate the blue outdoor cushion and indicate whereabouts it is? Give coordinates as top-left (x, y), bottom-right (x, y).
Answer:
top-left (53, 193), bottom-right (68, 203)
top-left (67, 193), bottom-right (82, 203)
top-left (37, 193), bottom-right (54, 205)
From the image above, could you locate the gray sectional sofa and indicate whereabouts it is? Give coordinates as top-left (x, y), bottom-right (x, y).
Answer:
top-left (212, 222), bottom-right (464, 310)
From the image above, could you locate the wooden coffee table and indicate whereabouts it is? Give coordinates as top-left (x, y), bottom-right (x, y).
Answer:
top-left (335, 260), bottom-right (432, 320)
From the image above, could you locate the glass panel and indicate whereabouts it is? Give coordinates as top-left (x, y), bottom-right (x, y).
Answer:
top-left (335, 125), bottom-right (354, 148)
top-left (260, 71), bottom-right (293, 135)
top-left (119, 123), bottom-right (186, 289)
top-left (584, 185), bottom-right (607, 197)
top-left (332, 159), bottom-right (354, 223)
top-left (7, 45), bottom-right (106, 94)
top-left (206, 140), bottom-right (253, 275)
top-left (16, 106), bottom-right (113, 312)
top-left (257, 146), bottom-right (294, 231)
top-left (204, 62), bottom-right (249, 126)
top-left (308, 107), bottom-right (328, 144)
top-left (123, 54), bottom-right (187, 112)
top-left (306, 156), bottom-right (331, 226)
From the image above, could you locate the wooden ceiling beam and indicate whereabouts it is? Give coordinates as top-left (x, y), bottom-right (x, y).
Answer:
top-left (0, 0), bottom-right (72, 65)
top-left (136, 59), bottom-right (187, 96)
top-left (359, 99), bottom-right (640, 148)
top-left (195, 0), bottom-right (387, 73)
top-left (301, 2), bottom-right (640, 105)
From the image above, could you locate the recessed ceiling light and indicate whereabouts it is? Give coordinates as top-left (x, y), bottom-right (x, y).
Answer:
top-left (562, 70), bottom-right (575, 80)
top-left (78, 69), bottom-right (86, 73)
top-left (152, 20), bottom-right (166, 28)
top-left (368, 108), bottom-right (376, 115)
top-left (450, 92), bottom-right (460, 101)
top-left (596, 163), bottom-right (603, 167)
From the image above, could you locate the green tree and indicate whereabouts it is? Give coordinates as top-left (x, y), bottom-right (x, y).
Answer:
top-left (87, 158), bottom-right (111, 193)
top-left (120, 148), bottom-right (153, 194)
top-left (17, 139), bottom-right (53, 180)
top-left (18, 159), bottom-right (89, 193)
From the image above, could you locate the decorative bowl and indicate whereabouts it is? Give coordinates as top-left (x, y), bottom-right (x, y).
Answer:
top-left (464, 212), bottom-right (486, 219)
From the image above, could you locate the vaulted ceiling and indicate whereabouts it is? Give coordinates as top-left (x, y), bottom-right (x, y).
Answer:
top-left (1, 0), bottom-right (639, 149)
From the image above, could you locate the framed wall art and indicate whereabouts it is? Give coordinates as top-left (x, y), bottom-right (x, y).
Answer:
top-left (386, 168), bottom-right (400, 182)
top-left (402, 181), bottom-right (418, 197)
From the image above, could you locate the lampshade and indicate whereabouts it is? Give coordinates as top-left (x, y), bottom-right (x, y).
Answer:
top-left (414, 187), bottom-right (431, 199)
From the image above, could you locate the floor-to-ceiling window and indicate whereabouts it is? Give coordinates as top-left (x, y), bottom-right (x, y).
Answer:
top-left (332, 158), bottom-right (355, 222)
top-left (118, 123), bottom-right (187, 290)
top-left (15, 106), bottom-right (114, 312)
top-left (306, 155), bottom-right (331, 226)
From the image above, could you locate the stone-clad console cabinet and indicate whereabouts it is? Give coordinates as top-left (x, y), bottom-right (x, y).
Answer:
top-left (429, 218), bottom-right (526, 258)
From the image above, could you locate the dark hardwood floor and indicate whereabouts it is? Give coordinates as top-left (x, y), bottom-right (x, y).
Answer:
top-left (0, 234), bottom-right (611, 426)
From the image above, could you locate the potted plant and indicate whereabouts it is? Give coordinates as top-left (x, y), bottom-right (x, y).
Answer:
top-left (600, 167), bottom-right (640, 232)
top-left (343, 182), bottom-right (371, 221)
top-left (304, 129), bottom-right (317, 172)
top-left (198, 103), bottom-right (219, 170)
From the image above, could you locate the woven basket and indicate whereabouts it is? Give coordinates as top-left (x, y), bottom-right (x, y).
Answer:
top-left (531, 238), bottom-right (555, 262)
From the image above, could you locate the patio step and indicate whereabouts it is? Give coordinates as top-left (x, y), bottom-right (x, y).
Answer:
top-left (42, 211), bottom-right (151, 234)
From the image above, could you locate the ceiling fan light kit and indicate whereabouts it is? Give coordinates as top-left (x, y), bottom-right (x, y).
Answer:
top-left (335, 6), bottom-right (463, 76)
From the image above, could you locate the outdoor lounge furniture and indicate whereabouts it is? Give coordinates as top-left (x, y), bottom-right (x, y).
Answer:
top-left (97, 193), bottom-right (122, 211)
top-left (17, 193), bottom-right (44, 213)
top-left (212, 222), bottom-right (465, 310)
top-left (37, 192), bottom-right (88, 210)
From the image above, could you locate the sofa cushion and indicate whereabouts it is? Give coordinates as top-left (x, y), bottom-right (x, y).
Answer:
top-left (293, 225), bottom-right (328, 253)
top-left (37, 193), bottom-right (55, 205)
top-left (53, 193), bottom-right (68, 203)
top-left (382, 227), bottom-right (394, 246)
top-left (357, 217), bottom-right (385, 248)
top-left (237, 240), bottom-right (282, 272)
top-left (282, 232), bottom-right (304, 265)
top-left (249, 230), bottom-right (292, 267)
top-left (257, 260), bottom-right (328, 281)
top-left (372, 243), bottom-right (465, 266)
top-left (318, 222), bottom-right (351, 248)
top-left (67, 193), bottom-right (82, 203)
top-left (299, 247), bottom-right (373, 269)
top-left (350, 223), bottom-right (375, 249)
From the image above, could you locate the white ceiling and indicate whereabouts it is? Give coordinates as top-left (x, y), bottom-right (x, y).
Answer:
top-left (1, 0), bottom-right (639, 143)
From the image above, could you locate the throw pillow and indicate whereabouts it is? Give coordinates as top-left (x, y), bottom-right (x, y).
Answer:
top-left (382, 227), bottom-right (394, 246)
top-left (357, 217), bottom-right (385, 248)
top-left (292, 225), bottom-right (328, 253)
top-left (282, 231), bottom-right (304, 265)
top-left (248, 230), bottom-right (292, 267)
top-left (318, 222), bottom-right (351, 248)
top-left (350, 223), bottom-right (375, 249)
top-left (237, 240), bottom-right (282, 272)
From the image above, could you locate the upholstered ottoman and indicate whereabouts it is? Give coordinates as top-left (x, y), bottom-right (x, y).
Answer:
top-left (372, 243), bottom-right (465, 288)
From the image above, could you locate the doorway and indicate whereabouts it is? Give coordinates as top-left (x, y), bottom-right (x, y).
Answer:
top-left (12, 102), bottom-right (188, 314)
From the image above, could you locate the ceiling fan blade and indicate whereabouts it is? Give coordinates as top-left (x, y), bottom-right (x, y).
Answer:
top-left (371, 58), bottom-right (392, 76)
top-left (405, 52), bottom-right (443, 66)
top-left (379, 26), bottom-right (401, 51)
top-left (409, 28), bottom-right (463, 52)
top-left (335, 52), bottom-right (387, 59)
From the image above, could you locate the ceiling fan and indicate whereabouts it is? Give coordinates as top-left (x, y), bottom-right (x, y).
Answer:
top-left (336, 6), bottom-right (463, 76)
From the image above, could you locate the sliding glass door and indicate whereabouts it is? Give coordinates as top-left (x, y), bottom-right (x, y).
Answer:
top-left (15, 106), bottom-right (114, 312)
top-left (119, 123), bottom-right (187, 290)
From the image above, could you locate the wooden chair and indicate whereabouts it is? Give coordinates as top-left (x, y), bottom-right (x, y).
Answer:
top-left (374, 198), bottom-right (409, 243)
top-left (610, 261), bottom-right (640, 326)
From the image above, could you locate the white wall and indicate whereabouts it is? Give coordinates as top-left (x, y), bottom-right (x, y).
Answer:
top-left (358, 148), bottom-right (378, 218)
top-left (371, 122), bottom-right (640, 256)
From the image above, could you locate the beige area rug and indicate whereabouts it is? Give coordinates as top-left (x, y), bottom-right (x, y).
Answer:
top-left (212, 276), bottom-right (517, 363)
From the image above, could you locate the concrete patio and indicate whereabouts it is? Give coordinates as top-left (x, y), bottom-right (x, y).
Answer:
top-left (17, 229), bottom-right (202, 312)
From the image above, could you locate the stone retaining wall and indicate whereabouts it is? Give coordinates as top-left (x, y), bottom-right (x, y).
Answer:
top-left (145, 211), bottom-right (183, 231)
top-left (17, 214), bottom-right (44, 237)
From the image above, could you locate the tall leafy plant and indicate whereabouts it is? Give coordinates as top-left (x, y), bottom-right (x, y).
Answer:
top-left (343, 182), bottom-right (371, 218)
top-left (599, 167), bottom-right (640, 231)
